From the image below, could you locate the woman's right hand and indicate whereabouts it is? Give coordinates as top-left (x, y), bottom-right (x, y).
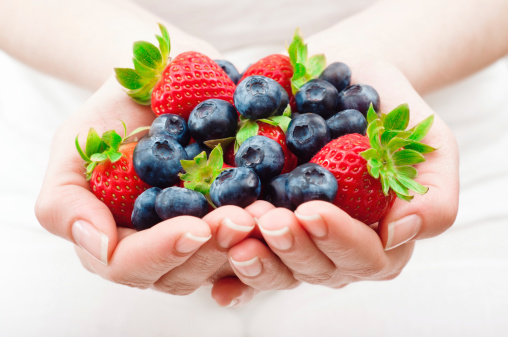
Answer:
top-left (34, 76), bottom-right (255, 296)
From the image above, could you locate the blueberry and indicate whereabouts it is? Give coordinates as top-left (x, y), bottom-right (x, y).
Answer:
top-left (133, 134), bottom-right (188, 188)
top-left (319, 62), bottom-right (351, 93)
top-left (148, 114), bottom-right (190, 146)
top-left (132, 187), bottom-right (162, 231)
top-left (286, 163), bottom-right (338, 207)
top-left (273, 88), bottom-right (289, 116)
top-left (155, 187), bottom-right (209, 220)
top-left (294, 79), bottom-right (339, 119)
top-left (234, 76), bottom-right (282, 120)
top-left (286, 113), bottom-right (331, 162)
top-left (184, 142), bottom-right (212, 160)
top-left (235, 136), bottom-right (285, 181)
top-left (337, 84), bottom-right (380, 116)
top-left (326, 109), bottom-right (367, 139)
top-left (188, 99), bottom-right (238, 142)
top-left (263, 174), bottom-right (295, 210)
top-left (214, 59), bottom-right (241, 84)
top-left (210, 167), bottom-right (261, 208)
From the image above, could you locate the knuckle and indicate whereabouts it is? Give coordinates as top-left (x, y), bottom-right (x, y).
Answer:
top-left (105, 270), bottom-right (150, 290)
top-left (153, 275), bottom-right (198, 295)
top-left (354, 256), bottom-right (389, 278)
top-left (294, 270), bottom-right (334, 285)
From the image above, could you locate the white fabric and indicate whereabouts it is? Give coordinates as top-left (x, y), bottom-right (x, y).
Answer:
top-left (1, 0), bottom-right (508, 335)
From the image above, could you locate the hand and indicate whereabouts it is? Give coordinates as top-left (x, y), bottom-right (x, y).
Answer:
top-left (35, 77), bottom-right (255, 295)
top-left (223, 61), bottom-right (459, 290)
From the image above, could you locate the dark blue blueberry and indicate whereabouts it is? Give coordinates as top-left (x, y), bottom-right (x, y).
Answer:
top-left (133, 134), bottom-right (188, 188)
top-left (148, 114), bottom-right (190, 146)
top-left (319, 62), bottom-right (351, 93)
top-left (210, 167), bottom-right (261, 208)
top-left (155, 187), bottom-right (209, 220)
top-left (188, 99), bottom-right (238, 143)
top-left (184, 142), bottom-right (212, 160)
top-left (214, 59), bottom-right (241, 84)
top-left (326, 109), bottom-right (367, 139)
top-left (291, 112), bottom-right (301, 119)
top-left (337, 84), bottom-right (380, 116)
top-left (286, 113), bottom-right (331, 162)
top-left (294, 79), bottom-right (339, 119)
top-left (263, 174), bottom-right (295, 210)
top-left (286, 163), bottom-right (338, 207)
top-left (131, 187), bottom-right (162, 231)
top-left (273, 88), bottom-right (289, 116)
top-left (234, 76), bottom-right (282, 120)
top-left (235, 136), bottom-right (285, 181)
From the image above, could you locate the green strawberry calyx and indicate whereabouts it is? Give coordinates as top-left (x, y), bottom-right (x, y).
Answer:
top-left (179, 144), bottom-right (225, 206)
top-left (233, 107), bottom-right (292, 153)
top-left (287, 28), bottom-right (327, 95)
top-left (114, 24), bottom-right (171, 105)
top-left (75, 122), bottom-right (150, 180)
top-left (360, 104), bottom-right (437, 201)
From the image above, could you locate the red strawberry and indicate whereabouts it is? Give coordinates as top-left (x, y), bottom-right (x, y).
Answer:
top-left (115, 24), bottom-right (235, 121)
top-left (311, 104), bottom-right (436, 225)
top-left (76, 125), bottom-right (151, 228)
top-left (225, 121), bottom-right (297, 174)
top-left (239, 54), bottom-right (295, 110)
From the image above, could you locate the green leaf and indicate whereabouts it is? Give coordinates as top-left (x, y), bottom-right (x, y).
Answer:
top-left (85, 161), bottom-right (97, 175)
top-left (367, 123), bottom-right (384, 150)
top-left (133, 41), bottom-right (162, 70)
top-left (90, 153), bottom-right (108, 162)
top-left (381, 130), bottom-right (412, 145)
top-left (126, 126), bottom-right (151, 140)
top-left (360, 148), bottom-right (378, 161)
top-left (115, 68), bottom-right (144, 90)
top-left (203, 137), bottom-right (235, 150)
top-left (180, 159), bottom-right (201, 174)
top-left (394, 166), bottom-right (417, 179)
top-left (409, 115), bottom-right (434, 142)
top-left (381, 175), bottom-right (390, 196)
top-left (395, 193), bottom-right (414, 202)
top-left (388, 176), bottom-right (410, 197)
top-left (257, 119), bottom-right (279, 126)
top-left (397, 175), bottom-right (429, 195)
top-left (208, 144), bottom-right (224, 171)
top-left (387, 137), bottom-right (412, 154)
top-left (236, 120), bottom-right (259, 146)
top-left (158, 23), bottom-right (170, 53)
top-left (101, 130), bottom-right (123, 150)
top-left (404, 141), bottom-right (437, 154)
top-left (282, 104), bottom-right (292, 117)
top-left (392, 149), bottom-right (425, 166)
top-left (75, 135), bottom-right (90, 162)
top-left (83, 128), bottom-right (103, 158)
top-left (133, 57), bottom-right (158, 78)
top-left (384, 104), bottom-right (409, 131)
top-left (269, 116), bottom-right (292, 133)
top-left (107, 150), bottom-right (123, 163)
top-left (307, 54), bottom-right (326, 78)
top-left (366, 103), bottom-right (378, 124)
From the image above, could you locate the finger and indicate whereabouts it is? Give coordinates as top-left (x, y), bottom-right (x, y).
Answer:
top-left (153, 206), bottom-right (255, 294)
top-left (257, 208), bottom-right (342, 286)
top-left (229, 238), bottom-right (300, 290)
top-left (244, 200), bottom-right (276, 239)
top-left (295, 201), bottom-right (414, 280)
top-left (78, 216), bottom-right (211, 289)
top-left (211, 277), bottom-right (258, 307)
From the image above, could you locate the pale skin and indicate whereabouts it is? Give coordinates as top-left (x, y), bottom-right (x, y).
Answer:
top-left (1, 0), bottom-right (505, 306)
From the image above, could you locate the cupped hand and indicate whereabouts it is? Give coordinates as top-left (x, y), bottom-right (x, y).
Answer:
top-left (224, 61), bottom-right (459, 291)
top-left (34, 77), bottom-right (257, 296)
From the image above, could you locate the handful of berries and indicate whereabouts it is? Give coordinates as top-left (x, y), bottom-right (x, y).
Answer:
top-left (76, 24), bottom-right (435, 231)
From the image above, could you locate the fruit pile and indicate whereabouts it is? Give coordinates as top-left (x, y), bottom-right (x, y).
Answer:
top-left (76, 24), bottom-right (435, 231)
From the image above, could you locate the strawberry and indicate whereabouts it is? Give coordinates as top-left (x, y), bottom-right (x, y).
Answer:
top-left (239, 54), bottom-right (296, 110)
top-left (76, 123), bottom-right (151, 228)
top-left (239, 28), bottom-right (327, 112)
top-left (115, 24), bottom-right (235, 121)
top-left (311, 104), bottom-right (436, 225)
top-left (225, 120), bottom-right (298, 174)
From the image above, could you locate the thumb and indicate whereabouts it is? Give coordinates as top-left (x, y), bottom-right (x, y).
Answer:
top-left (378, 126), bottom-right (460, 251)
top-left (35, 167), bottom-right (118, 266)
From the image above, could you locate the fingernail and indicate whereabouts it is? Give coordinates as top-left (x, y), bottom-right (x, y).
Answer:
top-left (294, 211), bottom-right (327, 237)
top-left (230, 256), bottom-right (262, 277)
top-left (258, 224), bottom-right (293, 251)
top-left (175, 232), bottom-right (212, 254)
top-left (227, 298), bottom-right (240, 308)
top-left (216, 218), bottom-right (255, 249)
top-left (385, 215), bottom-right (422, 251)
top-left (72, 220), bottom-right (109, 265)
